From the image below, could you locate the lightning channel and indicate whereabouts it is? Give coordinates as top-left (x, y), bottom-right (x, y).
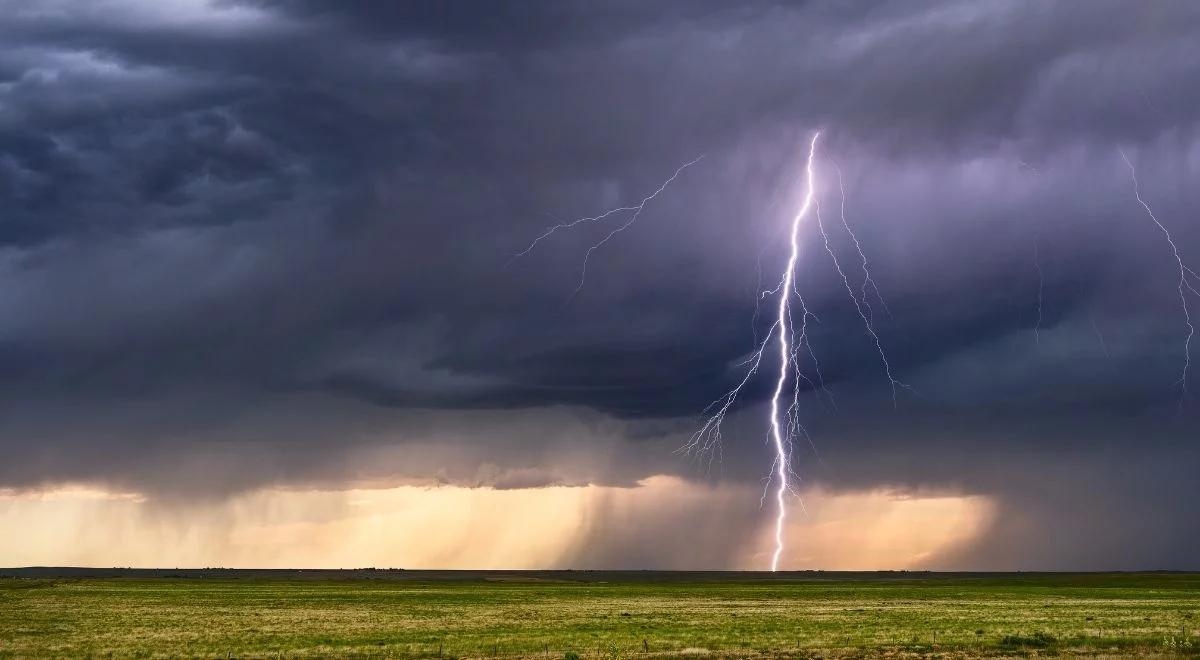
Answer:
top-left (688, 132), bottom-right (908, 569)
top-left (765, 132), bottom-right (820, 572)
top-left (686, 134), bottom-right (823, 571)
top-left (516, 131), bottom-right (901, 571)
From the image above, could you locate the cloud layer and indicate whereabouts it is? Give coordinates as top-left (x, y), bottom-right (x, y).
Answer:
top-left (1, 0), bottom-right (1198, 568)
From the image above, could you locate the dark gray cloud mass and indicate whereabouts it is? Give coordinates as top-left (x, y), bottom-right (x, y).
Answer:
top-left (1, 0), bottom-right (1199, 567)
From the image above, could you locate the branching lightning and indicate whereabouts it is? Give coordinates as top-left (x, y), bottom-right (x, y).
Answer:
top-left (762, 134), bottom-right (821, 571)
top-left (1118, 148), bottom-right (1196, 404)
top-left (688, 132), bottom-right (905, 570)
top-left (508, 133), bottom-right (1199, 571)
top-left (516, 131), bottom-right (905, 572)
top-left (687, 134), bottom-right (823, 570)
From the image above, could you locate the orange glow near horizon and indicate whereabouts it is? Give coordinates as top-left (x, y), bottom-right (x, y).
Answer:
top-left (0, 477), bottom-right (993, 570)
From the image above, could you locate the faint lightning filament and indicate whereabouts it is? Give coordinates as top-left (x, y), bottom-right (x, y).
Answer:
top-left (1119, 148), bottom-right (1195, 404)
top-left (510, 156), bottom-right (704, 302)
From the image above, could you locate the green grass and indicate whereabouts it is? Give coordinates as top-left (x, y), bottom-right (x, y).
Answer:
top-left (1, 573), bottom-right (1198, 657)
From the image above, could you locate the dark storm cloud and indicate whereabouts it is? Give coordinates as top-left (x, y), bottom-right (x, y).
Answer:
top-left (1, 0), bottom-right (1199, 567)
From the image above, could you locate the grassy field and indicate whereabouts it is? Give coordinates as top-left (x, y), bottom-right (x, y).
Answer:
top-left (2, 571), bottom-right (1198, 658)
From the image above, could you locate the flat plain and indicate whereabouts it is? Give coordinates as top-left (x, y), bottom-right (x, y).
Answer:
top-left (1, 570), bottom-right (1198, 658)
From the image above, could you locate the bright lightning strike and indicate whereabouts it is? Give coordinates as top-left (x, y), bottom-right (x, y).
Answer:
top-left (763, 133), bottom-right (822, 572)
top-left (686, 132), bottom-right (910, 571)
top-left (690, 135), bottom-right (823, 571)
top-left (518, 131), bottom-right (904, 572)
top-left (1118, 148), bottom-right (1196, 405)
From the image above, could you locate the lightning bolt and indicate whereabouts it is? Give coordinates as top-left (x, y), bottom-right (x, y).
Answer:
top-left (1119, 148), bottom-right (1196, 406)
top-left (687, 132), bottom-right (911, 571)
top-left (517, 131), bottom-right (904, 571)
top-left (763, 133), bottom-right (820, 572)
top-left (691, 132), bottom-right (909, 570)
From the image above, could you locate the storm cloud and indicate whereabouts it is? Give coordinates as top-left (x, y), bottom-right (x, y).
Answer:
top-left (1, 0), bottom-right (1198, 568)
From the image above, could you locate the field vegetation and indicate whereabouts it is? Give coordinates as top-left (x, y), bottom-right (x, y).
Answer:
top-left (2, 571), bottom-right (1198, 657)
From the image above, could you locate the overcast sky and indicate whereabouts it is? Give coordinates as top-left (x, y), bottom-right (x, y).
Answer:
top-left (1, 0), bottom-right (1198, 569)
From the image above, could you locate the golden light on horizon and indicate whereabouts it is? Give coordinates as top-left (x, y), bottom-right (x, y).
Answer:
top-left (765, 488), bottom-right (994, 570)
top-left (0, 477), bottom-right (992, 570)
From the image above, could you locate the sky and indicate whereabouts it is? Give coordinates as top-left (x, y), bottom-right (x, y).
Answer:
top-left (1, 0), bottom-right (1198, 570)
